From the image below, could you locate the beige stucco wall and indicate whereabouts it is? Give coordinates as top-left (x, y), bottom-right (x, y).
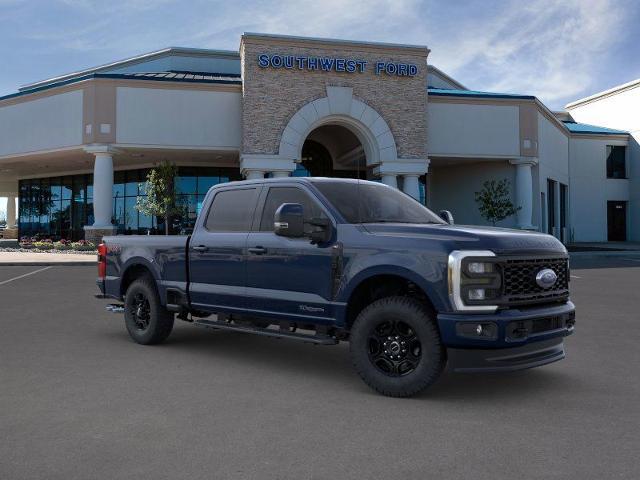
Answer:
top-left (116, 86), bottom-right (242, 148)
top-left (427, 101), bottom-right (520, 157)
top-left (0, 90), bottom-right (83, 157)
top-left (240, 35), bottom-right (428, 160)
top-left (429, 161), bottom-right (518, 228)
top-left (567, 86), bottom-right (639, 241)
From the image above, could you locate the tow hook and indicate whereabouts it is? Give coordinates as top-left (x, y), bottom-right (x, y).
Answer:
top-left (106, 304), bottom-right (125, 313)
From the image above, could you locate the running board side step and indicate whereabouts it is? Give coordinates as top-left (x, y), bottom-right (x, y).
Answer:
top-left (193, 318), bottom-right (338, 345)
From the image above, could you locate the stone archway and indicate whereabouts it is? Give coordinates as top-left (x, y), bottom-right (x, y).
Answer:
top-left (240, 85), bottom-right (429, 199)
top-left (278, 86), bottom-right (398, 167)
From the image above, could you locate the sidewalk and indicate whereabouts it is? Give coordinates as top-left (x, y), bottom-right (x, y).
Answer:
top-left (568, 242), bottom-right (640, 252)
top-left (0, 251), bottom-right (96, 266)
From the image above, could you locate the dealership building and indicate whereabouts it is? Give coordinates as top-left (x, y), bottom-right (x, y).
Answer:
top-left (0, 33), bottom-right (637, 243)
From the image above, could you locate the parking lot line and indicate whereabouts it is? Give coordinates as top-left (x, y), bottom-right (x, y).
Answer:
top-left (0, 266), bottom-right (52, 286)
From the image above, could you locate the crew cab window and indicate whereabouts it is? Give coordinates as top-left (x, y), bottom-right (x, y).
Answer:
top-left (205, 188), bottom-right (257, 232)
top-left (259, 187), bottom-right (325, 231)
top-left (311, 180), bottom-right (444, 224)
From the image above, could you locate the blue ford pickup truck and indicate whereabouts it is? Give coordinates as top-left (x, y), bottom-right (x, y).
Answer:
top-left (96, 178), bottom-right (575, 397)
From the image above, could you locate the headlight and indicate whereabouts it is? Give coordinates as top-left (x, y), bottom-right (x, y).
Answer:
top-left (448, 250), bottom-right (500, 312)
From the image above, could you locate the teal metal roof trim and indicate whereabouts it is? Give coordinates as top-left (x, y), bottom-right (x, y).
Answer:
top-left (0, 72), bottom-right (242, 103)
top-left (428, 87), bottom-right (535, 100)
top-left (562, 121), bottom-right (628, 135)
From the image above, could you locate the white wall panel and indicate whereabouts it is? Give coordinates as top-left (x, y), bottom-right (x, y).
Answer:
top-left (0, 90), bottom-right (83, 156)
top-left (427, 103), bottom-right (520, 157)
top-left (429, 161), bottom-right (517, 228)
top-left (569, 137), bottom-right (629, 241)
top-left (116, 87), bottom-right (242, 148)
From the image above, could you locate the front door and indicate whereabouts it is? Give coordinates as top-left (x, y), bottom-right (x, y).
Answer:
top-left (245, 184), bottom-right (336, 324)
top-left (188, 186), bottom-right (260, 313)
top-left (607, 201), bottom-right (627, 241)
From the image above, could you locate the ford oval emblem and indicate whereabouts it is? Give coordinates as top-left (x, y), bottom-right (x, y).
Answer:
top-left (535, 268), bottom-right (558, 289)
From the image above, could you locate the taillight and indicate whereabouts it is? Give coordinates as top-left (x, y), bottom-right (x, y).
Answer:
top-left (98, 243), bottom-right (107, 278)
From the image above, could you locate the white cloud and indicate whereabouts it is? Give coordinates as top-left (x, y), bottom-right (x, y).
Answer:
top-left (3, 0), bottom-right (634, 109)
top-left (426, 0), bottom-right (628, 107)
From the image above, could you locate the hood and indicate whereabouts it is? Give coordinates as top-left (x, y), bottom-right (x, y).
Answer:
top-left (362, 223), bottom-right (567, 256)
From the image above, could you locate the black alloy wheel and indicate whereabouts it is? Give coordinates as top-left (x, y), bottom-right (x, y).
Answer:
top-left (130, 292), bottom-right (151, 331)
top-left (349, 296), bottom-right (446, 397)
top-left (124, 276), bottom-right (174, 345)
top-left (367, 320), bottom-right (422, 377)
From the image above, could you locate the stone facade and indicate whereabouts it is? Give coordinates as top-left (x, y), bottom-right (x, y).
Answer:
top-left (240, 34), bottom-right (429, 161)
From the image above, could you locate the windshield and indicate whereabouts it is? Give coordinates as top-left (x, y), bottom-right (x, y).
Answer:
top-left (311, 180), bottom-right (445, 224)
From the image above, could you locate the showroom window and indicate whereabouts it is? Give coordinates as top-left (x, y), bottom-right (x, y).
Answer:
top-left (18, 166), bottom-right (241, 240)
top-left (606, 145), bottom-right (626, 179)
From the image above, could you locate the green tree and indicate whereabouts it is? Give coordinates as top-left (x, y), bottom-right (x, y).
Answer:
top-left (136, 161), bottom-right (182, 235)
top-left (474, 179), bottom-right (521, 226)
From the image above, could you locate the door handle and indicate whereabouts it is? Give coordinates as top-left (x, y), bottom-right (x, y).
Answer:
top-left (248, 246), bottom-right (267, 255)
top-left (192, 245), bottom-right (209, 253)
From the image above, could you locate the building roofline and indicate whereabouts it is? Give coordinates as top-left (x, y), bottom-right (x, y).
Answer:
top-left (562, 120), bottom-right (629, 135)
top-left (2, 72), bottom-right (241, 104)
top-left (241, 32), bottom-right (430, 55)
top-left (427, 65), bottom-right (467, 90)
top-left (19, 47), bottom-right (240, 92)
top-left (428, 87), bottom-right (535, 100)
top-left (565, 78), bottom-right (640, 109)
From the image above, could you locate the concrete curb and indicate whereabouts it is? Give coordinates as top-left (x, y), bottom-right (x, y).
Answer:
top-left (569, 251), bottom-right (640, 257)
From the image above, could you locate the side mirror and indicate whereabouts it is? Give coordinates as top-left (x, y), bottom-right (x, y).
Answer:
top-left (439, 210), bottom-right (454, 225)
top-left (274, 203), bottom-right (305, 237)
top-left (308, 217), bottom-right (332, 244)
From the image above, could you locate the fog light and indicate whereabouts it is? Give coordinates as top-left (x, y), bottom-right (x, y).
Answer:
top-left (455, 322), bottom-right (498, 340)
top-left (468, 288), bottom-right (486, 300)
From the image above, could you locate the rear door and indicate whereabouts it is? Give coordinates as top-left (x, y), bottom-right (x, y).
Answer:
top-left (188, 186), bottom-right (260, 313)
top-left (245, 184), bottom-right (337, 323)
top-left (607, 201), bottom-right (627, 241)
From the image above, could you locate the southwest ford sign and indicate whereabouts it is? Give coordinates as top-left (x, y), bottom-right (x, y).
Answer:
top-left (257, 54), bottom-right (418, 77)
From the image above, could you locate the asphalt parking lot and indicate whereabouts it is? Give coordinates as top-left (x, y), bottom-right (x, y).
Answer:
top-left (1, 257), bottom-right (639, 480)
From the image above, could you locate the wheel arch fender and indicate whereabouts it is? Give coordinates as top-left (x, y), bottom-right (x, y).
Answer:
top-left (338, 265), bottom-right (446, 326)
top-left (119, 258), bottom-right (160, 298)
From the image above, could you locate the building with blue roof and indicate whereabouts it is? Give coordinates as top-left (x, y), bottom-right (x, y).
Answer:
top-left (0, 33), bottom-right (636, 243)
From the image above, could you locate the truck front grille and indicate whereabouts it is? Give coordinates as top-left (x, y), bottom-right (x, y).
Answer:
top-left (500, 257), bottom-right (569, 307)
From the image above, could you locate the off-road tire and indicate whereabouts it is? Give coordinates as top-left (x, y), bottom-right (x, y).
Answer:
top-left (124, 276), bottom-right (174, 345)
top-left (349, 296), bottom-right (446, 397)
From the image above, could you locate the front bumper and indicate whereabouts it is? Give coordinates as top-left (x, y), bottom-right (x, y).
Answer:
top-left (437, 301), bottom-right (575, 349)
top-left (447, 337), bottom-right (566, 372)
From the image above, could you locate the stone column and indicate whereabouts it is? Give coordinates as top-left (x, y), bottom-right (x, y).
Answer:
top-left (244, 170), bottom-right (265, 180)
top-left (402, 174), bottom-right (421, 200)
top-left (6, 195), bottom-right (16, 229)
top-left (380, 174), bottom-right (397, 188)
top-left (373, 159), bottom-right (429, 202)
top-left (84, 145), bottom-right (118, 243)
top-left (510, 157), bottom-right (538, 230)
top-left (240, 154), bottom-right (295, 181)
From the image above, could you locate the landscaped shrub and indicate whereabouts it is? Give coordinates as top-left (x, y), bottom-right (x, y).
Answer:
top-left (19, 236), bottom-right (34, 249)
top-left (33, 240), bottom-right (54, 250)
top-left (53, 240), bottom-right (73, 250)
top-left (71, 240), bottom-right (96, 251)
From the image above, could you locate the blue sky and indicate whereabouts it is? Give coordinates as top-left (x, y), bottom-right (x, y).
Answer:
top-left (0, 0), bottom-right (639, 109)
top-left (1, 0), bottom-right (640, 215)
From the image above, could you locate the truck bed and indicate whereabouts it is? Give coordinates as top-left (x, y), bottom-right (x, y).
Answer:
top-left (102, 234), bottom-right (190, 302)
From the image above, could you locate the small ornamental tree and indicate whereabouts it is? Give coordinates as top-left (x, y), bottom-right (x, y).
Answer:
top-left (136, 161), bottom-right (182, 235)
top-left (474, 179), bottom-right (520, 226)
